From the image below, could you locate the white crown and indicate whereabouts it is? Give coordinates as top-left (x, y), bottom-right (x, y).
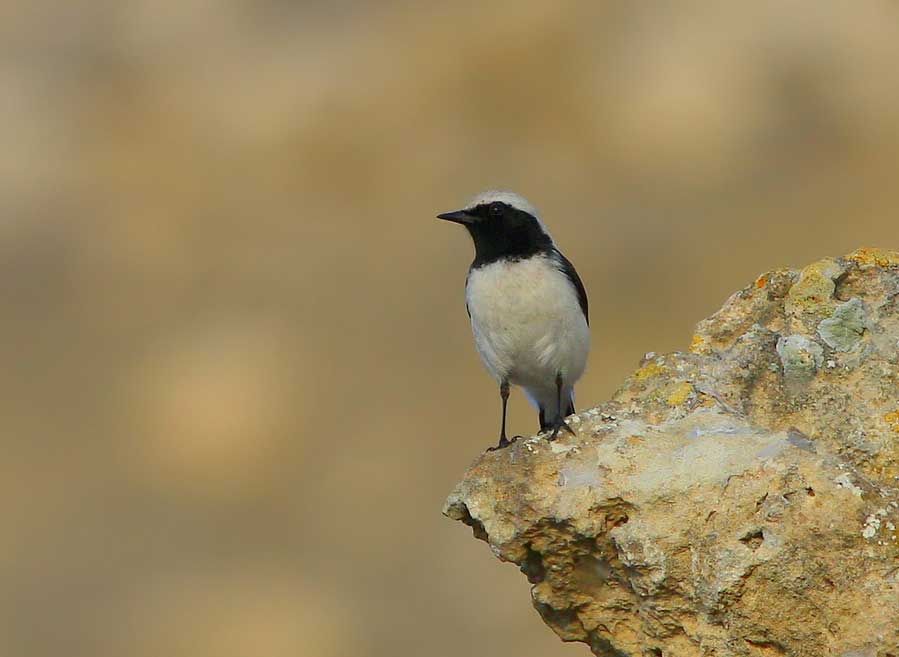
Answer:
top-left (465, 190), bottom-right (549, 235)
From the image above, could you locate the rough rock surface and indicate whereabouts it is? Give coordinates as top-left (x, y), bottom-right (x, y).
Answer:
top-left (444, 248), bottom-right (899, 657)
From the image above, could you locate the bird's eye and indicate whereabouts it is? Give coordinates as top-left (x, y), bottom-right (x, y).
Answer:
top-left (490, 203), bottom-right (503, 216)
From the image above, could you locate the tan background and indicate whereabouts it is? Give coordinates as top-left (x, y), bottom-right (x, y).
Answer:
top-left (2, 2), bottom-right (898, 656)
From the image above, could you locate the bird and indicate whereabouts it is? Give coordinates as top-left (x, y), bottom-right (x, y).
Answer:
top-left (438, 190), bottom-right (590, 450)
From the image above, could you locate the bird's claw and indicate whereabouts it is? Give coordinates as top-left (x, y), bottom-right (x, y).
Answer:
top-left (546, 419), bottom-right (576, 442)
top-left (487, 435), bottom-right (521, 452)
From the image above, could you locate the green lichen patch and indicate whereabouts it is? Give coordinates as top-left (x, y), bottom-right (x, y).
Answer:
top-left (817, 298), bottom-right (866, 352)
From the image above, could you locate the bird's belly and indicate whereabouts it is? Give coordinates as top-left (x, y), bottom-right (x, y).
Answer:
top-left (466, 258), bottom-right (590, 386)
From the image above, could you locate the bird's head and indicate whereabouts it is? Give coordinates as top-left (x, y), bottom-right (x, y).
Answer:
top-left (437, 191), bottom-right (552, 265)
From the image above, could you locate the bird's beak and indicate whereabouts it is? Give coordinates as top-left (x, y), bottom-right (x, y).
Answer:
top-left (437, 209), bottom-right (475, 225)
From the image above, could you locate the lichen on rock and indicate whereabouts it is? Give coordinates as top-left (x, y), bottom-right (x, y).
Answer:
top-left (817, 297), bottom-right (867, 352)
top-left (776, 334), bottom-right (824, 391)
top-left (444, 249), bottom-right (899, 657)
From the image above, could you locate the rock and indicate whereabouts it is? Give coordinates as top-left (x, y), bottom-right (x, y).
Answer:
top-left (817, 298), bottom-right (867, 352)
top-left (444, 248), bottom-right (899, 657)
top-left (776, 334), bottom-right (824, 392)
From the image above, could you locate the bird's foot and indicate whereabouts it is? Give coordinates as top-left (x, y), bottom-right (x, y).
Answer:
top-left (487, 434), bottom-right (522, 452)
top-left (546, 418), bottom-right (576, 442)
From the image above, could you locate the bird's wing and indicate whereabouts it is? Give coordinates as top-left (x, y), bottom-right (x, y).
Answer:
top-left (552, 249), bottom-right (589, 325)
top-left (464, 269), bottom-right (472, 318)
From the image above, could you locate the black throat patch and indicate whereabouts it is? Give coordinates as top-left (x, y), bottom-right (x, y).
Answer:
top-left (466, 202), bottom-right (553, 269)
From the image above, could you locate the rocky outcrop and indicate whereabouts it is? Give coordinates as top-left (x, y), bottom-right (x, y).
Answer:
top-left (444, 248), bottom-right (899, 657)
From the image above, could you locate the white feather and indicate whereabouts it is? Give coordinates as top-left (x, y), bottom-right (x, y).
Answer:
top-left (464, 190), bottom-right (551, 237)
top-left (465, 252), bottom-right (590, 420)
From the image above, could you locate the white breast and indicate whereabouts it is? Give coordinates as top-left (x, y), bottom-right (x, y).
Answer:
top-left (465, 254), bottom-right (590, 393)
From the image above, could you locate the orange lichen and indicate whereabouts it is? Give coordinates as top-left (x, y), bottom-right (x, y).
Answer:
top-left (755, 275), bottom-right (768, 289)
top-left (786, 258), bottom-right (843, 312)
top-left (698, 395), bottom-right (716, 409)
top-left (689, 334), bottom-right (709, 354)
top-left (885, 411), bottom-right (899, 433)
top-left (666, 382), bottom-right (694, 407)
top-left (634, 361), bottom-right (664, 381)
top-left (848, 247), bottom-right (899, 268)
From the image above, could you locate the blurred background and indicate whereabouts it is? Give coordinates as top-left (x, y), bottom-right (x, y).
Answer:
top-left (2, 1), bottom-right (899, 655)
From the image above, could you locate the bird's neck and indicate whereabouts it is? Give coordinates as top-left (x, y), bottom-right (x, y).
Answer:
top-left (467, 224), bottom-right (553, 269)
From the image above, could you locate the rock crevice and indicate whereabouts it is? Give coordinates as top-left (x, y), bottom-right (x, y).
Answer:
top-left (445, 248), bottom-right (899, 657)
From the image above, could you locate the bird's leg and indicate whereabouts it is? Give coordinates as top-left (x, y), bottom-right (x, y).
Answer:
top-left (488, 379), bottom-right (517, 451)
top-left (498, 379), bottom-right (510, 446)
top-left (547, 373), bottom-right (576, 441)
